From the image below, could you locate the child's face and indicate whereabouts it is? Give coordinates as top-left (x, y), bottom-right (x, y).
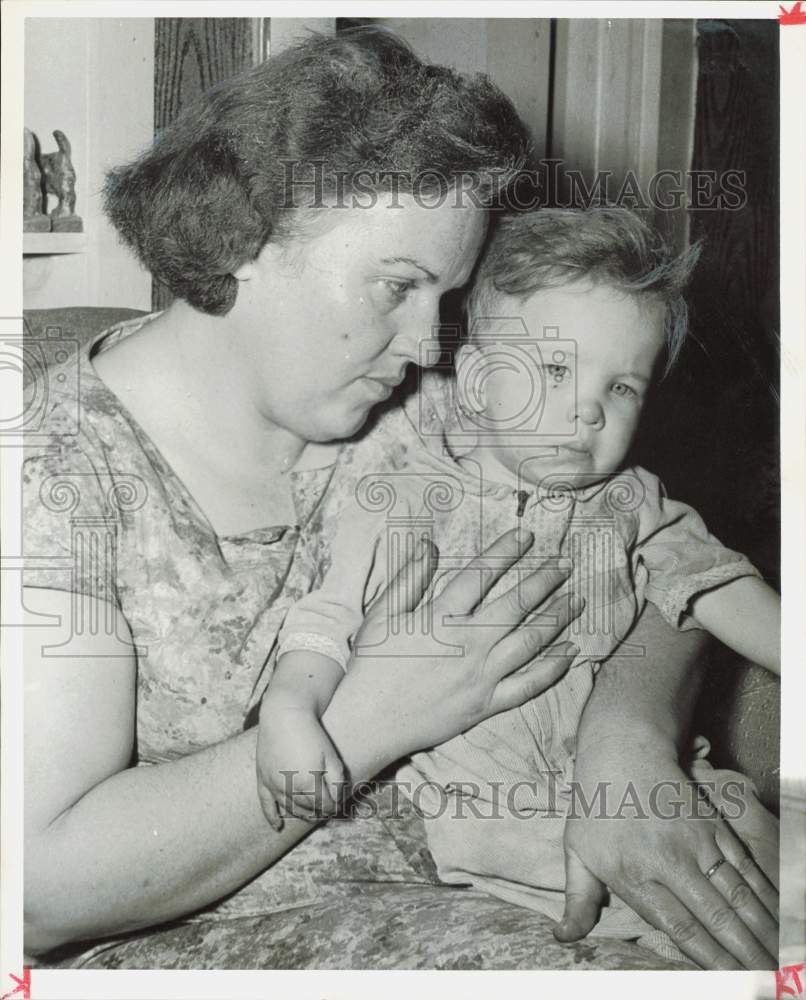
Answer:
top-left (462, 282), bottom-right (665, 489)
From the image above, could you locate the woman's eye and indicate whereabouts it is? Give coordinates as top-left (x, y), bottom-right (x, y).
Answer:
top-left (545, 364), bottom-right (571, 383)
top-left (611, 381), bottom-right (638, 398)
top-left (375, 278), bottom-right (415, 308)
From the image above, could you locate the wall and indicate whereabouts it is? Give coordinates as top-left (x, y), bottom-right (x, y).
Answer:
top-left (271, 17), bottom-right (335, 54)
top-left (23, 18), bottom-right (154, 310)
top-left (550, 18), bottom-right (697, 252)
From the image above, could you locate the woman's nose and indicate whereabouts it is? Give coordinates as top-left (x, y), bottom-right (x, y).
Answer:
top-left (567, 397), bottom-right (605, 429)
top-left (391, 310), bottom-right (441, 367)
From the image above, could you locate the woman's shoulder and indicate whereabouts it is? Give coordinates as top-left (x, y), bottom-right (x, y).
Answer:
top-left (24, 318), bottom-right (163, 495)
top-left (21, 317), bottom-right (176, 593)
top-left (26, 312), bottom-right (154, 436)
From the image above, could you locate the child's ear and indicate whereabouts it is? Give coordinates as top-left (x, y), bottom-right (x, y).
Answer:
top-left (455, 343), bottom-right (487, 415)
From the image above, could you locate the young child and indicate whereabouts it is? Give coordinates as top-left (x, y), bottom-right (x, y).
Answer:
top-left (255, 208), bottom-right (780, 935)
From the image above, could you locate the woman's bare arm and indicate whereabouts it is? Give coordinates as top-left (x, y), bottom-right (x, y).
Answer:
top-left (576, 599), bottom-right (708, 754)
top-left (556, 603), bottom-right (779, 970)
top-left (24, 529), bottom-right (580, 953)
top-left (24, 589), bottom-right (327, 954)
top-left (25, 587), bottom-right (418, 953)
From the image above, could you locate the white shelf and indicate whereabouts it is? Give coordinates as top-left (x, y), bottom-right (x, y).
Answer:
top-left (23, 232), bottom-right (87, 255)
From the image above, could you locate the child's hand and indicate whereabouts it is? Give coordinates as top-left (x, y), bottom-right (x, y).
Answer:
top-left (256, 703), bottom-right (346, 831)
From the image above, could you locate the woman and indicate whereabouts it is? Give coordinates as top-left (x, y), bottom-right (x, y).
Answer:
top-left (23, 30), bottom-right (777, 969)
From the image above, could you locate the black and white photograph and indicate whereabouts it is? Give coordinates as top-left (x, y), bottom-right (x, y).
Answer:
top-left (1, 3), bottom-right (803, 997)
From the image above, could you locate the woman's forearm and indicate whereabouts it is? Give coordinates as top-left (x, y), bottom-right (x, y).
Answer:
top-left (26, 728), bottom-right (306, 952)
top-left (26, 702), bottom-right (387, 955)
top-left (576, 602), bottom-right (709, 757)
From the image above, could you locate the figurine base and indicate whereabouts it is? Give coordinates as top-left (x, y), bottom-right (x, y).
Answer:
top-left (24, 215), bottom-right (52, 233)
top-left (51, 214), bottom-right (83, 233)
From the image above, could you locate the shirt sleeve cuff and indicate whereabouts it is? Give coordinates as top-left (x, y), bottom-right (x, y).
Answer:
top-left (277, 632), bottom-right (349, 671)
top-left (648, 563), bottom-right (762, 632)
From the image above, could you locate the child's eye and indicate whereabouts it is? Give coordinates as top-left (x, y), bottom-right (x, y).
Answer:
top-left (611, 381), bottom-right (638, 398)
top-left (545, 363), bottom-right (571, 383)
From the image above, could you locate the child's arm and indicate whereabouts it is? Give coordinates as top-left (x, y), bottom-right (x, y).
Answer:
top-left (628, 467), bottom-right (780, 675)
top-left (266, 647), bottom-right (344, 715)
top-left (257, 648), bottom-right (346, 830)
top-left (689, 576), bottom-right (781, 674)
top-left (256, 485), bottom-right (416, 828)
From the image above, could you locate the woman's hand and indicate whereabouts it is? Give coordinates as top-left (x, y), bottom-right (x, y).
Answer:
top-left (323, 527), bottom-right (582, 777)
top-left (554, 737), bottom-right (779, 970)
top-left (547, 603), bottom-right (779, 971)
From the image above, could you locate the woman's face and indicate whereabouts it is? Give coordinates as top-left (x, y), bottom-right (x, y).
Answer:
top-left (232, 191), bottom-right (487, 442)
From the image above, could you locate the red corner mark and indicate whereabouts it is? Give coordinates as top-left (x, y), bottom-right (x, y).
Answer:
top-left (779, 1), bottom-right (806, 24)
top-left (777, 963), bottom-right (806, 1000)
top-left (0, 969), bottom-right (30, 1000)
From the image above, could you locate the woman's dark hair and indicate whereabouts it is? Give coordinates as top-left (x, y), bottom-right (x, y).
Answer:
top-left (104, 28), bottom-right (531, 315)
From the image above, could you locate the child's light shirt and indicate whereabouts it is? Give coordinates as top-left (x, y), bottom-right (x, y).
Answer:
top-left (273, 372), bottom-right (763, 936)
top-left (279, 373), bottom-right (760, 676)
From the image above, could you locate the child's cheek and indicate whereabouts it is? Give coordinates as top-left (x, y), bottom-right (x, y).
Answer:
top-left (490, 372), bottom-right (534, 422)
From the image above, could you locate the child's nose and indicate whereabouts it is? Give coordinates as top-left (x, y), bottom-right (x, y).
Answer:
top-left (567, 398), bottom-right (605, 429)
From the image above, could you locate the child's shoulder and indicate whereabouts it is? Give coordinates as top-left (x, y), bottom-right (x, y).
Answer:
top-left (615, 465), bottom-right (666, 503)
top-left (583, 465), bottom-right (665, 519)
top-left (590, 465), bottom-right (668, 545)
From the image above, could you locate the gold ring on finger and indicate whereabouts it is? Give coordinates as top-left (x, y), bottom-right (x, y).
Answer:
top-left (704, 858), bottom-right (727, 880)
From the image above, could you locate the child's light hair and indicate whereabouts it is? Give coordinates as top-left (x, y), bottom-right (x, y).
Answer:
top-left (467, 208), bottom-right (702, 374)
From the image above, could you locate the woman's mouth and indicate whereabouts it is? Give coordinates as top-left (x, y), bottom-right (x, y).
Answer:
top-left (360, 370), bottom-right (407, 400)
top-left (361, 377), bottom-right (395, 400)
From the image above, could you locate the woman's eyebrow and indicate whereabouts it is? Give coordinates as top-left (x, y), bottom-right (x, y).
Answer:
top-left (380, 257), bottom-right (439, 283)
